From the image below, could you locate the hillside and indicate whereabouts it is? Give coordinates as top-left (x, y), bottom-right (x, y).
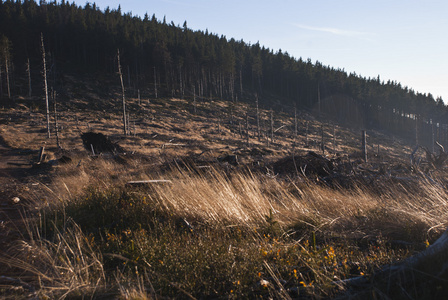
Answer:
top-left (1, 1), bottom-right (448, 299)
top-left (1, 1), bottom-right (448, 148)
top-left (1, 71), bottom-right (448, 298)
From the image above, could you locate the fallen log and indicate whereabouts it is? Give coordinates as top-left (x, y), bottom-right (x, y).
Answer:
top-left (7, 162), bottom-right (32, 166)
top-left (37, 146), bottom-right (45, 163)
top-left (161, 143), bottom-right (186, 149)
top-left (339, 227), bottom-right (448, 294)
top-left (126, 180), bottom-right (172, 186)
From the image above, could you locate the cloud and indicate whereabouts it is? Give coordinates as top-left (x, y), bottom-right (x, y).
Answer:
top-left (291, 23), bottom-right (368, 37)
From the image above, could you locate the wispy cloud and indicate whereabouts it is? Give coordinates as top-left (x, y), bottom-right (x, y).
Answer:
top-left (161, 0), bottom-right (201, 9)
top-left (291, 23), bottom-right (368, 37)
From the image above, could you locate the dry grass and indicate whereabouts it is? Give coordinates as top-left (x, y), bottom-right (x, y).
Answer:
top-left (1, 155), bottom-right (443, 298)
top-left (1, 93), bottom-right (447, 298)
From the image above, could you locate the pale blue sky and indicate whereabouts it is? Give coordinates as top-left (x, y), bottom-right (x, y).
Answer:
top-left (72, 0), bottom-right (448, 102)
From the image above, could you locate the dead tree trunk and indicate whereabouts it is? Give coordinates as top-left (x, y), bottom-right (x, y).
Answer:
top-left (415, 115), bottom-right (419, 146)
top-left (0, 64), bottom-right (3, 96)
top-left (138, 89), bottom-right (141, 106)
top-left (256, 94), bottom-right (260, 141)
top-left (4, 49), bottom-right (11, 99)
top-left (193, 85), bottom-right (197, 114)
top-left (294, 105), bottom-right (298, 141)
top-left (432, 123), bottom-right (435, 154)
top-left (362, 130), bottom-right (367, 162)
top-left (321, 124), bottom-right (325, 154)
top-left (333, 124), bottom-right (336, 151)
top-left (153, 66), bottom-right (158, 99)
top-left (53, 90), bottom-right (60, 149)
top-left (270, 110), bottom-right (274, 144)
top-left (239, 69), bottom-right (243, 100)
top-left (317, 82), bottom-right (321, 115)
top-left (26, 58), bottom-right (32, 98)
top-left (41, 33), bottom-right (50, 138)
top-left (246, 113), bottom-right (250, 146)
top-left (127, 65), bottom-right (131, 90)
top-left (117, 49), bottom-right (127, 136)
top-left (179, 66), bottom-right (183, 99)
top-left (305, 121), bottom-right (309, 147)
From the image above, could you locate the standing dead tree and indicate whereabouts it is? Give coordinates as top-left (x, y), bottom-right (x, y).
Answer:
top-left (270, 110), bottom-right (274, 144)
top-left (362, 130), bottom-right (367, 162)
top-left (332, 124), bottom-right (336, 151)
top-left (53, 90), bottom-right (60, 149)
top-left (26, 58), bottom-right (32, 98)
top-left (4, 47), bottom-right (11, 99)
top-left (256, 94), bottom-right (260, 141)
top-left (321, 124), bottom-right (325, 154)
top-left (153, 66), bottom-right (158, 99)
top-left (0, 35), bottom-right (13, 100)
top-left (294, 104), bottom-right (298, 143)
top-left (117, 49), bottom-right (127, 135)
top-left (246, 113), bottom-right (250, 146)
top-left (193, 85), bottom-right (197, 114)
top-left (41, 33), bottom-right (50, 138)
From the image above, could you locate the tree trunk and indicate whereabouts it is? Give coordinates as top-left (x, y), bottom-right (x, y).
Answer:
top-left (0, 65), bottom-right (3, 96)
top-left (294, 105), bottom-right (298, 143)
top-left (117, 49), bottom-right (127, 135)
top-left (270, 110), bottom-right (274, 144)
top-left (239, 69), bottom-right (243, 100)
top-left (321, 124), bottom-right (325, 154)
top-left (193, 85), bottom-right (197, 114)
top-left (256, 94), bottom-right (260, 141)
top-left (53, 90), bottom-right (60, 149)
top-left (362, 130), bottom-right (367, 162)
top-left (317, 81), bottom-right (321, 115)
top-left (41, 33), bottom-right (50, 138)
top-left (246, 113), bottom-right (250, 146)
top-left (4, 51), bottom-right (11, 99)
top-left (153, 66), bottom-right (158, 99)
top-left (26, 58), bottom-right (32, 98)
top-left (138, 89), bottom-right (141, 106)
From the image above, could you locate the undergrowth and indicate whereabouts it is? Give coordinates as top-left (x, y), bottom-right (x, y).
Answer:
top-left (4, 162), bottom-right (448, 298)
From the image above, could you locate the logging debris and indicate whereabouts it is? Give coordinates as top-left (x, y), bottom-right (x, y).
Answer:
top-left (81, 132), bottom-right (124, 154)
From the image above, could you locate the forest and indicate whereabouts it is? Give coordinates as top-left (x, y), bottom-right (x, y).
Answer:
top-left (1, 0), bottom-right (447, 147)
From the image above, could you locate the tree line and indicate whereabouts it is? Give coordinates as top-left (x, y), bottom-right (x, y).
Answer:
top-left (0, 0), bottom-right (447, 147)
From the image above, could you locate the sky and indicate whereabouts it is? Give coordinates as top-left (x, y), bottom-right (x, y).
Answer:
top-left (71, 0), bottom-right (448, 102)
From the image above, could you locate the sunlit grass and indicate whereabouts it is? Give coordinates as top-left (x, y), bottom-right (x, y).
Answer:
top-left (3, 157), bottom-right (446, 298)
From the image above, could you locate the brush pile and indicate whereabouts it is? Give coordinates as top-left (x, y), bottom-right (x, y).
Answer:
top-left (81, 132), bottom-right (123, 155)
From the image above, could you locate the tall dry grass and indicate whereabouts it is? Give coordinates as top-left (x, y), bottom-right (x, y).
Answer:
top-left (3, 157), bottom-right (448, 298)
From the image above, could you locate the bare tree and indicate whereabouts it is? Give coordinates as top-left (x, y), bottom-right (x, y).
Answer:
top-left (0, 63), bottom-right (3, 97)
top-left (317, 81), bottom-right (321, 115)
top-left (1, 35), bottom-right (12, 100)
top-left (362, 130), bottom-right (367, 162)
top-left (153, 66), bottom-right (158, 99)
top-left (53, 89), bottom-right (60, 149)
top-left (117, 49), bottom-right (127, 135)
top-left (4, 51), bottom-right (10, 99)
top-left (256, 94), bottom-right (260, 141)
top-left (41, 33), bottom-right (50, 138)
top-left (193, 85), bottom-right (197, 114)
top-left (26, 58), bottom-right (32, 98)
top-left (270, 110), bottom-right (274, 144)
top-left (294, 104), bottom-right (298, 142)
